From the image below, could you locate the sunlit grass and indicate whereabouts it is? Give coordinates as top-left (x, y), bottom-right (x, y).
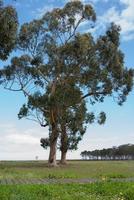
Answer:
top-left (0, 160), bottom-right (134, 180)
top-left (0, 182), bottom-right (134, 200)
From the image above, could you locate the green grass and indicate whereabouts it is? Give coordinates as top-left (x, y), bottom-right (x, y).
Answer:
top-left (0, 182), bottom-right (134, 200)
top-left (0, 161), bottom-right (134, 199)
top-left (0, 160), bottom-right (134, 180)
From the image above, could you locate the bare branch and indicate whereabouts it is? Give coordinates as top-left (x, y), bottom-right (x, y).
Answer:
top-left (65, 17), bottom-right (84, 43)
top-left (82, 91), bottom-right (108, 99)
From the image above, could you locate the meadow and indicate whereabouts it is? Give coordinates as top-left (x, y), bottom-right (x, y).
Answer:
top-left (0, 182), bottom-right (134, 200)
top-left (0, 160), bottom-right (134, 180)
top-left (0, 160), bottom-right (134, 200)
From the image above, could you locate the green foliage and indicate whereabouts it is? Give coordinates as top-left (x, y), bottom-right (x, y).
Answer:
top-left (40, 138), bottom-right (50, 149)
top-left (81, 144), bottom-right (134, 160)
top-left (97, 112), bottom-right (106, 125)
top-left (18, 104), bottom-right (28, 119)
top-left (0, 3), bottom-right (18, 60)
top-left (40, 100), bottom-right (89, 151)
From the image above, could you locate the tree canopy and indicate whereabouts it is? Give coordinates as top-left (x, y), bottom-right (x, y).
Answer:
top-left (0, 0), bottom-right (18, 61)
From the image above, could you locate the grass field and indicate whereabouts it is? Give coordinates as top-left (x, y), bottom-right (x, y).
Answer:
top-left (0, 182), bottom-right (134, 200)
top-left (0, 160), bottom-right (134, 200)
top-left (0, 160), bottom-right (134, 180)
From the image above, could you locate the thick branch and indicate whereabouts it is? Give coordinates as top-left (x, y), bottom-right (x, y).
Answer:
top-left (82, 91), bottom-right (108, 99)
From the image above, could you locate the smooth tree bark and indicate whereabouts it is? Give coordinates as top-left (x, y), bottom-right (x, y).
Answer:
top-left (48, 123), bottom-right (58, 166)
top-left (60, 124), bottom-right (68, 164)
top-left (48, 82), bottom-right (59, 166)
top-left (60, 151), bottom-right (67, 165)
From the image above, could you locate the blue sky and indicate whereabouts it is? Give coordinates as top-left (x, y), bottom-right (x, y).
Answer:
top-left (0, 0), bottom-right (134, 160)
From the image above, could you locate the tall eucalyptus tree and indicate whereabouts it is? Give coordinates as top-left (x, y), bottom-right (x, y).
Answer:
top-left (0, 1), bottom-right (133, 166)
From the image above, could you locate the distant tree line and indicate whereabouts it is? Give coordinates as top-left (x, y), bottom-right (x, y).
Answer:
top-left (81, 144), bottom-right (134, 160)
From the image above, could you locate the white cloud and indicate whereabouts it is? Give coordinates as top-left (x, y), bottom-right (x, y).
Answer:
top-left (66, 0), bottom-right (109, 4)
top-left (79, 0), bottom-right (134, 41)
top-left (35, 5), bottom-right (56, 18)
top-left (95, 0), bottom-right (134, 41)
top-left (83, 0), bottom-right (108, 3)
top-left (0, 123), bottom-right (49, 160)
top-left (6, 134), bottom-right (39, 145)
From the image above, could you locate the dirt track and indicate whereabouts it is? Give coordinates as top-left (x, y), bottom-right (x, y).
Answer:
top-left (0, 178), bottom-right (134, 185)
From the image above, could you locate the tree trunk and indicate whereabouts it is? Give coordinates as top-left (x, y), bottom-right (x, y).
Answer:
top-left (48, 81), bottom-right (59, 167)
top-left (60, 124), bottom-right (68, 165)
top-left (48, 122), bottom-right (58, 167)
top-left (60, 150), bottom-right (67, 165)
top-left (48, 139), bottom-right (57, 167)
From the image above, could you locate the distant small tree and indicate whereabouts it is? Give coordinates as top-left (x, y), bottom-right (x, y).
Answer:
top-left (35, 156), bottom-right (38, 161)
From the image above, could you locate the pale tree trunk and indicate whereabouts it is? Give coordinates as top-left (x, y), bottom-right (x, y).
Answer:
top-left (60, 151), bottom-right (67, 165)
top-left (60, 124), bottom-right (68, 165)
top-left (48, 122), bottom-right (58, 167)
